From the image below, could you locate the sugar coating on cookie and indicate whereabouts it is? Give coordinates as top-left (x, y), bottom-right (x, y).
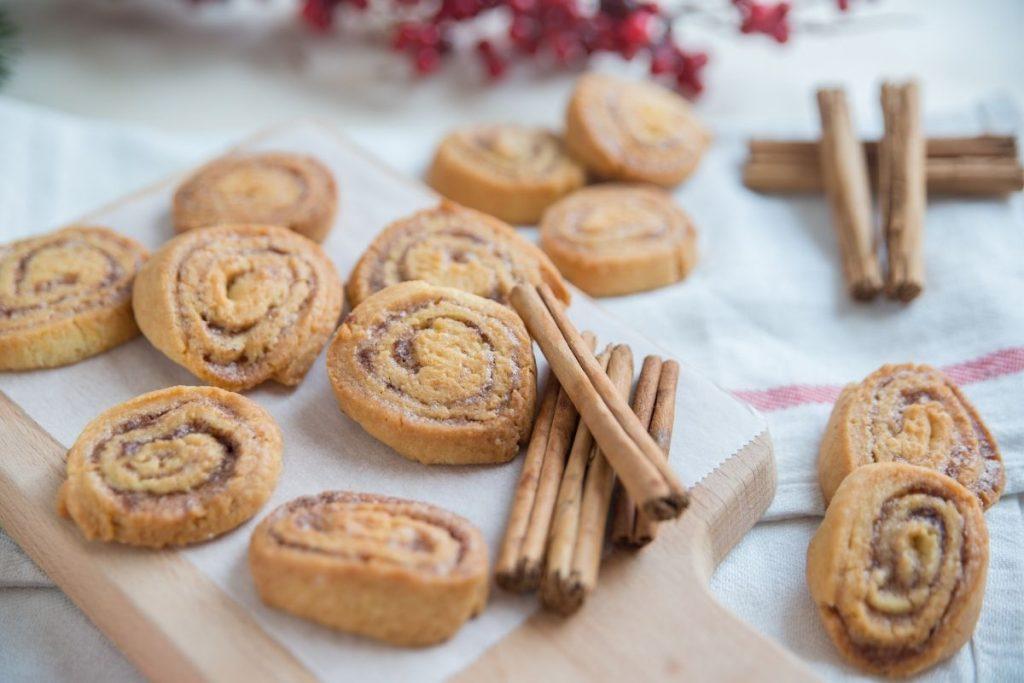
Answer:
top-left (58, 385), bottom-right (283, 548)
top-left (173, 152), bottom-right (338, 242)
top-left (0, 226), bottom-right (148, 370)
top-left (347, 201), bottom-right (570, 308)
top-left (132, 223), bottom-right (343, 391)
top-left (250, 491), bottom-right (488, 646)
top-left (327, 281), bottom-right (536, 465)
top-left (539, 184), bottom-right (697, 296)
top-left (428, 125), bottom-right (585, 224)
top-left (566, 73), bottom-right (711, 187)
top-left (818, 363), bottom-right (1004, 509)
top-left (806, 463), bottom-right (988, 678)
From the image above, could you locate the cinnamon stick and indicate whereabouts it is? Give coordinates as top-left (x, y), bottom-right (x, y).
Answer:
top-left (510, 284), bottom-right (688, 520)
top-left (817, 88), bottom-right (883, 301)
top-left (565, 345), bottom-right (633, 610)
top-left (540, 345), bottom-right (616, 614)
top-left (495, 368), bottom-right (559, 591)
top-left (610, 355), bottom-right (662, 547)
top-left (749, 135), bottom-right (1019, 160)
top-left (744, 135), bottom-right (1024, 196)
top-left (879, 81), bottom-right (926, 301)
top-left (631, 360), bottom-right (680, 546)
top-left (495, 332), bottom-right (595, 592)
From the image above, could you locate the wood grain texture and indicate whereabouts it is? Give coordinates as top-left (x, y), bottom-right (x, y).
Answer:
top-left (452, 431), bottom-right (819, 682)
top-left (0, 392), bottom-right (316, 683)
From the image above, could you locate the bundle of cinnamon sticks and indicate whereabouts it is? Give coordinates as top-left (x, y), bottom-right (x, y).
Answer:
top-left (496, 283), bottom-right (683, 614)
top-left (745, 80), bottom-right (1023, 303)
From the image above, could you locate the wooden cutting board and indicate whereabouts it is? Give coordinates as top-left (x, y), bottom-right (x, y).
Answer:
top-left (0, 122), bottom-right (818, 682)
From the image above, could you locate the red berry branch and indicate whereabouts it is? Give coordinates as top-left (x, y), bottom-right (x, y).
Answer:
top-left (270, 0), bottom-right (853, 95)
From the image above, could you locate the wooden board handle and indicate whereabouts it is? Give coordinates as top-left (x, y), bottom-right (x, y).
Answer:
top-left (453, 431), bottom-right (819, 682)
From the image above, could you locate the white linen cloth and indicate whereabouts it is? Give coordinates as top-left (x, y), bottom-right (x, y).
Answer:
top-left (1, 95), bottom-right (1022, 681)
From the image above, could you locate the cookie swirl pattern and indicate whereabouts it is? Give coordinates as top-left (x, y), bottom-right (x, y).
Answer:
top-left (0, 226), bottom-right (148, 369)
top-left (807, 463), bottom-right (989, 677)
top-left (59, 385), bottom-right (283, 548)
top-left (327, 281), bottom-right (536, 465)
top-left (347, 202), bottom-right (570, 308)
top-left (250, 491), bottom-right (488, 646)
top-left (133, 224), bottom-right (343, 391)
top-left (819, 363), bottom-right (1004, 508)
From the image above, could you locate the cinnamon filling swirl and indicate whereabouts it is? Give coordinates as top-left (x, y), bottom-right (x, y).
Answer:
top-left (172, 152), bottom-right (337, 242)
top-left (265, 493), bottom-right (471, 575)
top-left (134, 224), bottom-right (342, 391)
top-left (89, 400), bottom-right (242, 507)
top-left (0, 227), bottom-right (143, 330)
top-left (807, 463), bottom-right (988, 677)
top-left (59, 386), bottom-right (283, 547)
top-left (347, 202), bottom-right (570, 308)
top-left (327, 281), bottom-right (536, 465)
top-left (820, 363), bottom-right (1004, 508)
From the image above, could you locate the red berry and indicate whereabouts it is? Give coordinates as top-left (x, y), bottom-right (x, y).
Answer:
top-left (551, 32), bottom-right (581, 64)
top-left (736, 1), bottom-right (791, 43)
top-left (509, 0), bottom-right (535, 11)
top-left (414, 47), bottom-right (441, 75)
top-left (649, 44), bottom-right (676, 75)
top-left (300, 0), bottom-right (333, 31)
top-left (619, 10), bottom-right (651, 48)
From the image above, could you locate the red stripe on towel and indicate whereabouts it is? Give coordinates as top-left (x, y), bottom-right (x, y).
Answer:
top-left (732, 346), bottom-right (1024, 412)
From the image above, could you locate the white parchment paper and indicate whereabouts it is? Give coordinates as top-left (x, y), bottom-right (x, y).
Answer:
top-left (0, 122), bottom-right (765, 683)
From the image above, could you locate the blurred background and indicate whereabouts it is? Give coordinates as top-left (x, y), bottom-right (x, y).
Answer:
top-left (3, 0), bottom-right (1022, 137)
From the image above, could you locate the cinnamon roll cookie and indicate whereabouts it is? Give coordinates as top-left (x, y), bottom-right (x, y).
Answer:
top-left (133, 224), bottom-right (343, 391)
top-left (327, 281), bottom-right (536, 465)
top-left (347, 201), bottom-right (570, 308)
top-left (565, 73), bottom-right (711, 187)
top-left (250, 492), bottom-right (488, 646)
top-left (819, 363), bottom-right (1004, 509)
top-left (427, 125), bottom-right (586, 224)
top-left (58, 386), bottom-right (283, 548)
top-left (1, 226), bottom-right (148, 370)
top-left (539, 184), bottom-right (698, 296)
top-left (807, 463), bottom-right (988, 677)
top-left (173, 153), bottom-right (338, 242)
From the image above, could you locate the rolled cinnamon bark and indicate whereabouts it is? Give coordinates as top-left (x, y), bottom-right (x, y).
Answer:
top-left (495, 368), bottom-right (561, 591)
top-left (564, 345), bottom-right (633, 609)
top-left (816, 88), bottom-right (883, 301)
top-left (744, 135), bottom-right (1024, 196)
top-left (509, 283), bottom-right (688, 520)
top-left (495, 332), bottom-right (596, 592)
top-left (610, 355), bottom-right (662, 547)
top-left (879, 81), bottom-right (926, 302)
top-left (631, 359), bottom-right (680, 545)
top-left (540, 344), bottom-right (614, 612)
